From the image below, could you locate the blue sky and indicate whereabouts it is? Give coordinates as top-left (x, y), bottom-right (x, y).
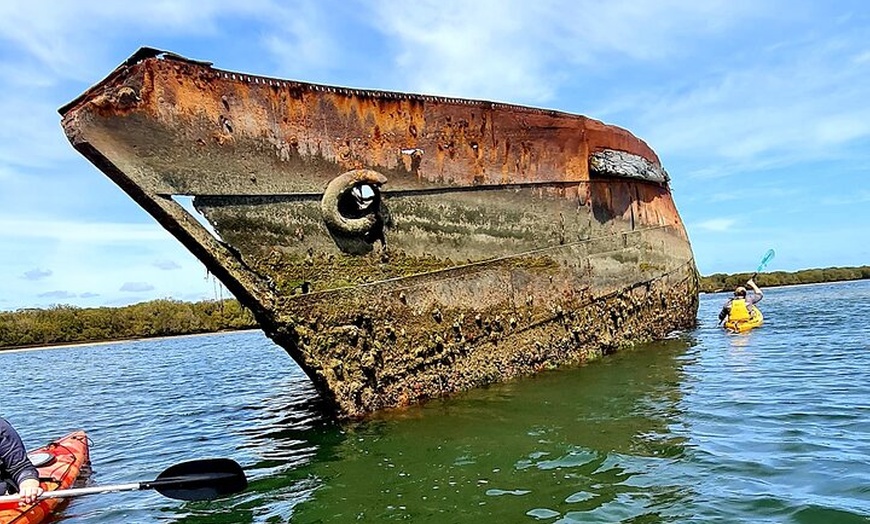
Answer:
top-left (1, 1), bottom-right (868, 311)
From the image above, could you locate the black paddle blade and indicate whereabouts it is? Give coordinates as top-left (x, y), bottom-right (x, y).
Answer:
top-left (146, 458), bottom-right (247, 501)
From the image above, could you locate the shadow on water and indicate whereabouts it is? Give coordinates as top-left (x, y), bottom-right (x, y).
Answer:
top-left (169, 335), bottom-right (697, 523)
top-left (154, 367), bottom-right (341, 524)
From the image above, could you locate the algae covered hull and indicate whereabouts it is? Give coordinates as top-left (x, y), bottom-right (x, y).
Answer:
top-left (60, 48), bottom-right (699, 419)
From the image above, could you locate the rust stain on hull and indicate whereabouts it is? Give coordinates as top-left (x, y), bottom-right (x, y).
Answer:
top-left (60, 48), bottom-right (699, 419)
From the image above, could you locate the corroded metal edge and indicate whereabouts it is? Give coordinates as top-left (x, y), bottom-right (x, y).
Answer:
top-left (60, 47), bottom-right (627, 122)
top-left (590, 150), bottom-right (670, 184)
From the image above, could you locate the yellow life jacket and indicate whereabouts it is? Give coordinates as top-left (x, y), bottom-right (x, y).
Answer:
top-left (728, 298), bottom-right (751, 322)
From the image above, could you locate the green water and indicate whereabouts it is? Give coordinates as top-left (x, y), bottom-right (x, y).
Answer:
top-left (284, 341), bottom-right (689, 523)
top-left (2, 281), bottom-right (868, 523)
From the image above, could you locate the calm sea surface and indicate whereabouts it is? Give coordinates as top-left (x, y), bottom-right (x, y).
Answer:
top-left (2, 281), bottom-right (869, 523)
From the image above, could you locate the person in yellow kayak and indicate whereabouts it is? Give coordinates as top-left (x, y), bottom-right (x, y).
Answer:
top-left (718, 279), bottom-right (763, 327)
top-left (0, 417), bottom-right (44, 506)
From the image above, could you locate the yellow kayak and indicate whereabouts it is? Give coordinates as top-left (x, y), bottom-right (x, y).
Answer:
top-left (723, 308), bottom-right (763, 333)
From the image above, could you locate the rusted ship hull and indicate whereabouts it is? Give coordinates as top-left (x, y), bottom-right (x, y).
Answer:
top-left (60, 48), bottom-right (699, 419)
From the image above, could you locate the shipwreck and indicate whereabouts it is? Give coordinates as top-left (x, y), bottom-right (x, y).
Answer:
top-left (60, 48), bottom-right (699, 419)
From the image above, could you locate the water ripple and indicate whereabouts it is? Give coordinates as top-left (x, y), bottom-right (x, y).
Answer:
top-left (1, 282), bottom-right (869, 522)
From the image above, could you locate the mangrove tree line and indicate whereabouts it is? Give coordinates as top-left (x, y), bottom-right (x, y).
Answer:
top-left (0, 298), bottom-right (257, 349)
top-left (700, 265), bottom-right (870, 293)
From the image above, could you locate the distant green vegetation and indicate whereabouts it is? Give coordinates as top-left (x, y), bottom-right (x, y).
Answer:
top-left (701, 266), bottom-right (870, 293)
top-left (0, 299), bottom-right (257, 350)
top-left (4, 266), bottom-right (868, 349)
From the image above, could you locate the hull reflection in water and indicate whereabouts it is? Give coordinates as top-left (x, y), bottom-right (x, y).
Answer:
top-left (237, 338), bottom-right (692, 523)
top-left (60, 48), bottom-right (699, 418)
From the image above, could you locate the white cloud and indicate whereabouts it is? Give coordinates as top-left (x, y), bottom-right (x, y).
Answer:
top-left (20, 268), bottom-right (53, 281)
top-left (0, 96), bottom-right (72, 170)
top-left (37, 290), bottom-right (76, 299)
top-left (367, 0), bottom-right (755, 102)
top-left (120, 282), bottom-right (156, 293)
top-left (815, 115), bottom-right (869, 145)
top-left (0, 0), bottom-right (280, 81)
top-left (153, 260), bottom-right (182, 271)
top-left (695, 218), bottom-right (737, 232)
top-left (0, 233), bottom-right (218, 310)
top-left (634, 30), bottom-right (870, 174)
top-left (261, 1), bottom-right (340, 75)
top-left (0, 218), bottom-right (169, 244)
top-left (708, 193), bottom-right (741, 203)
top-left (0, 215), bottom-right (220, 310)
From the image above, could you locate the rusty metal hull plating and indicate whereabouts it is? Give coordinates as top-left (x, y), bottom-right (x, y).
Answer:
top-left (60, 48), bottom-right (699, 419)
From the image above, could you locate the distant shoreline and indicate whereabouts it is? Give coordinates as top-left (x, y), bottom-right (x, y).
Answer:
top-left (701, 277), bottom-right (866, 294)
top-left (0, 328), bottom-right (260, 354)
top-left (0, 297), bottom-right (258, 353)
top-left (4, 268), bottom-right (868, 352)
top-left (699, 266), bottom-right (869, 293)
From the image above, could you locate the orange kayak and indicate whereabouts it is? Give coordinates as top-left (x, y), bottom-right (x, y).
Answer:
top-left (0, 431), bottom-right (90, 524)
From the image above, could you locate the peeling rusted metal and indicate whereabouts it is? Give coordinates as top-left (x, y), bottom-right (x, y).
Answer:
top-left (60, 48), bottom-right (699, 419)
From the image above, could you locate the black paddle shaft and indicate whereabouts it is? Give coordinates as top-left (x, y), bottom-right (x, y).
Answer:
top-left (0, 458), bottom-right (248, 504)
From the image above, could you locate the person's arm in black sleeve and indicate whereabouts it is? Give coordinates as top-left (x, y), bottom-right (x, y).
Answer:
top-left (718, 300), bottom-right (730, 322)
top-left (0, 418), bottom-right (40, 503)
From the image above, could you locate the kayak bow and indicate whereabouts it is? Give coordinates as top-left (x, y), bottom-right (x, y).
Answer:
top-left (723, 308), bottom-right (764, 334)
top-left (0, 431), bottom-right (89, 524)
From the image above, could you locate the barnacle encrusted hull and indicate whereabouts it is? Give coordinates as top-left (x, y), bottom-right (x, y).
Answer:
top-left (60, 48), bottom-right (699, 419)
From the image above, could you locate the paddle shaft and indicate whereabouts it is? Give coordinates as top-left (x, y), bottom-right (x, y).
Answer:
top-left (0, 458), bottom-right (247, 503)
top-left (0, 483), bottom-right (142, 503)
top-left (0, 474), bottom-right (238, 503)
